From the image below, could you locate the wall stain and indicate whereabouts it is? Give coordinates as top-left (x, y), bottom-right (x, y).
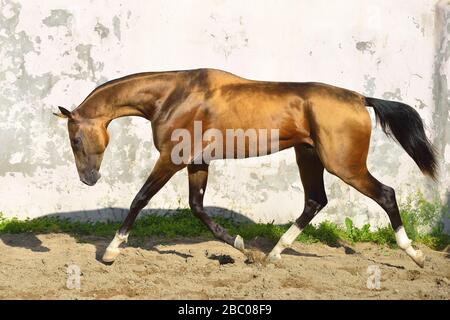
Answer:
top-left (414, 98), bottom-right (427, 109)
top-left (431, 2), bottom-right (450, 233)
top-left (42, 9), bottom-right (72, 27)
top-left (94, 22), bottom-right (110, 39)
top-left (363, 75), bottom-right (376, 96)
top-left (0, 0), bottom-right (447, 228)
top-left (206, 14), bottom-right (249, 58)
top-left (412, 16), bottom-right (425, 36)
top-left (382, 88), bottom-right (403, 101)
top-left (355, 41), bottom-right (375, 55)
top-left (75, 44), bottom-right (103, 81)
top-left (112, 16), bottom-right (121, 41)
top-left (42, 9), bottom-right (72, 36)
top-left (1, 2), bottom-right (67, 176)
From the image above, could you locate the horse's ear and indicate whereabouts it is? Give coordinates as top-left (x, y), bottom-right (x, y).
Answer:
top-left (53, 106), bottom-right (72, 119)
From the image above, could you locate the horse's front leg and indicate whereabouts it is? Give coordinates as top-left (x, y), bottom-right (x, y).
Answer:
top-left (188, 164), bottom-right (245, 251)
top-left (102, 156), bottom-right (184, 262)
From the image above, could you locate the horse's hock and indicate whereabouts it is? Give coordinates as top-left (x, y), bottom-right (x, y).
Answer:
top-left (0, 0), bottom-right (448, 234)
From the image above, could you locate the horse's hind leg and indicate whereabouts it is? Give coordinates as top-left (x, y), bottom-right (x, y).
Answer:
top-left (103, 156), bottom-right (184, 263)
top-left (313, 117), bottom-right (425, 267)
top-left (267, 145), bottom-right (328, 261)
top-left (336, 171), bottom-right (425, 267)
top-left (188, 164), bottom-right (245, 251)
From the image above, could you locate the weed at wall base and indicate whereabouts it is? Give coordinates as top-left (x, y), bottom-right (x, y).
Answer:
top-left (0, 193), bottom-right (448, 250)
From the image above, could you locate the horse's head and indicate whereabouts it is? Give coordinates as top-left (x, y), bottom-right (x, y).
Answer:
top-left (54, 106), bottom-right (109, 186)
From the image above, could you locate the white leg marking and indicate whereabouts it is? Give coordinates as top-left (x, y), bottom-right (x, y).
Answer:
top-left (395, 226), bottom-right (425, 268)
top-left (102, 231), bottom-right (129, 262)
top-left (267, 223), bottom-right (302, 262)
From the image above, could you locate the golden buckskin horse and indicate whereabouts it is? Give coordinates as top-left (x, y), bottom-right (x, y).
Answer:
top-left (55, 69), bottom-right (436, 267)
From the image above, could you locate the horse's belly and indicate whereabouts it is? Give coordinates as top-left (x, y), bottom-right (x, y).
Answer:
top-left (197, 124), bottom-right (307, 161)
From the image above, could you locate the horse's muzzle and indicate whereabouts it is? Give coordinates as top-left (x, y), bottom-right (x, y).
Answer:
top-left (81, 170), bottom-right (101, 186)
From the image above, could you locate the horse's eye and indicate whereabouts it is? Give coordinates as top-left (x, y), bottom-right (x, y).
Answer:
top-left (72, 137), bottom-right (82, 147)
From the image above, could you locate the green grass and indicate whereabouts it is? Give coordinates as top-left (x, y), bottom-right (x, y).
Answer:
top-left (0, 193), bottom-right (448, 250)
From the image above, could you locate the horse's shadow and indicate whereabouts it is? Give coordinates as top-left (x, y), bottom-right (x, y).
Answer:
top-left (0, 233), bottom-right (50, 252)
top-left (3, 206), bottom-right (445, 266)
top-left (0, 206), bottom-right (336, 262)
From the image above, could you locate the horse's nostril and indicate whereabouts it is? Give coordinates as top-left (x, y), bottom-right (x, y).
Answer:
top-left (80, 170), bottom-right (101, 186)
top-left (89, 170), bottom-right (99, 179)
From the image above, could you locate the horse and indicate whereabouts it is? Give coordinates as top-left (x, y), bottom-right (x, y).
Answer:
top-left (54, 68), bottom-right (437, 267)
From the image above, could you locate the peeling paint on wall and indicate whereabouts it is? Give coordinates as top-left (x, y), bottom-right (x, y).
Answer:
top-left (355, 41), bottom-right (375, 55)
top-left (94, 22), bottom-right (109, 39)
top-left (42, 9), bottom-right (72, 28)
top-left (0, 0), bottom-right (448, 232)
top-left (382, 89), bottom-right (403, 101)
top-left (363, 75), bottom-right (376, 96)
top-left (112, 16), bottom-right (121, 41)
top-left (432, 1), bottom-right (450, 232)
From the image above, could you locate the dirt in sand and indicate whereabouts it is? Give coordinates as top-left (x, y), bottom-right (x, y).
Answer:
top-left (0, 233), bottom-right (448, 299)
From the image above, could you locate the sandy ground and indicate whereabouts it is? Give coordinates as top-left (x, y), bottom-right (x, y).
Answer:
top-left (0, 233), bottom-right (448, 300)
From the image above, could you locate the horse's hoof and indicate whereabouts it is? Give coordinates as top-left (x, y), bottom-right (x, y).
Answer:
top-left (266, 253), bottom-right (281, 263)
top-left (234, 235), bottom-right (245, 251)
top-left (413, 250), bottom-right (425, 268)
top-left (102, 247), bottom-right (121, 263)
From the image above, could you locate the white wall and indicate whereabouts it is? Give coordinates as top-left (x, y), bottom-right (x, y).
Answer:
top-left (0, 0), bottom-right (448, 230)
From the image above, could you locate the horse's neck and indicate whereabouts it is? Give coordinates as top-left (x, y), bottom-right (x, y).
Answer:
top-left (77, 73), bottom-right (178, 122)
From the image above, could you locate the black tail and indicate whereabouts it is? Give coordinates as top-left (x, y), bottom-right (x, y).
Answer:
top-left (365, 97), bottom-right (437, 180)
